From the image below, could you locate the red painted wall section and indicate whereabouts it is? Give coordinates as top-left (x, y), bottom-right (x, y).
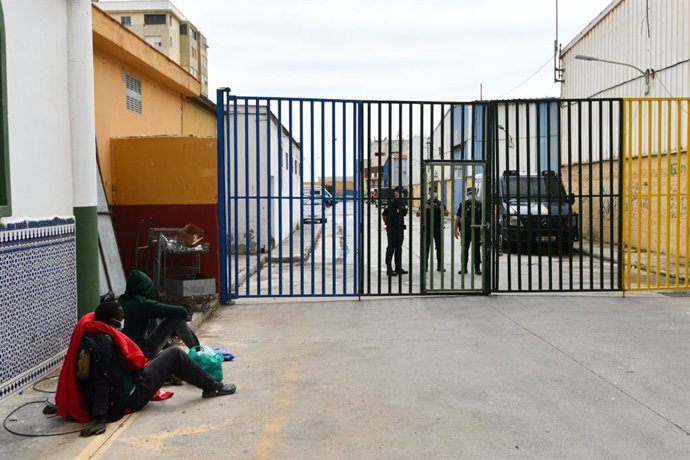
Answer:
top-left (112, 204), bottom-right (220, 290)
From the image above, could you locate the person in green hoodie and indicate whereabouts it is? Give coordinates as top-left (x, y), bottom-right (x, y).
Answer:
top-left (119, 270), bottom-right (200, 359)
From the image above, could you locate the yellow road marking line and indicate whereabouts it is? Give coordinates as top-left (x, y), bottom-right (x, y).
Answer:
top-left (255, 357), bottom-right (302, 460)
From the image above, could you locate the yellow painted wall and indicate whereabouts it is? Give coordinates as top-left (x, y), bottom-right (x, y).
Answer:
top-left (567, 150), bottom-right (689, 258)
top-left (622, 151), bottom-right (689, 257)
top-left (92, 6), bottom-right (216, 202)
top-left (111, 136), bottom-right (217, 205)
top-left (94, 47), bottom-right (185, 200)
top-left (182, 99), bottom-right (216, 137)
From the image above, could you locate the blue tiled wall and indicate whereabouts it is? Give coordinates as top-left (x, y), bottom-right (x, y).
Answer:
top-left (0, 219), bottom-right (77, 400)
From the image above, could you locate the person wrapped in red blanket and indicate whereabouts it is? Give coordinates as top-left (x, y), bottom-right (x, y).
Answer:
top-left (52, 301), bottom-right (236, 437)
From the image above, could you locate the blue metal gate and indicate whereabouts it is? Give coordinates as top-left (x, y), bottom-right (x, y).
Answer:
top-left (218, 91), bottom-right (624, 301)
top-left (217, 90), bottom-right (363, 301)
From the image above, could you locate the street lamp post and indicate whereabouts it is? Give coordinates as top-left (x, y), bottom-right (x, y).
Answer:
top-left (574, 54), bottom-right (655, 95)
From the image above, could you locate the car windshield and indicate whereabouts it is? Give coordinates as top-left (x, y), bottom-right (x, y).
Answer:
top-left (504, 176), bottom-right (567, 200)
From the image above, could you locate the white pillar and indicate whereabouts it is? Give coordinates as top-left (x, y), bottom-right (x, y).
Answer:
top-left (68, 0), bottom-right (96, 208)
top-left (68, 0), bottom-right (99, 315)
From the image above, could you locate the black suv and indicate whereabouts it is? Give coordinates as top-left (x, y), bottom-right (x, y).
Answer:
top-left (498, 170), bottom-right (579, 254)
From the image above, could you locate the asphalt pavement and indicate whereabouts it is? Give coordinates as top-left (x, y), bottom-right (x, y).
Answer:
top-left (2, 290), bottom-right (690, 459)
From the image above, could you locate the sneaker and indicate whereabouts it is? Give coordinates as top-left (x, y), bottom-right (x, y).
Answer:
top-left (436, 267), bottom-right (445, 272)
top-left (202, 383), bottom-right (237, 398)
top-left (397, 269), bottom-right (408, 275)
top-left (386, 270), bottom-right (396, 276)
top-left (475, 268), bottom-right (482, 275)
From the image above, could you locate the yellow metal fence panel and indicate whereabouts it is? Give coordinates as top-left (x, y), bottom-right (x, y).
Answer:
top-left (623, 98), bottom-right (690, 290)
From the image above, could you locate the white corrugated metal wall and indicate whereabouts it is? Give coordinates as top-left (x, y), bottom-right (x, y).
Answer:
top-left (561, 0), bottom-right (689, 100)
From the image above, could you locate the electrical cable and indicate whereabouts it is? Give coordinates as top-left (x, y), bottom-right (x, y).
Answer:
top-left (31, 375), bottom-right (58, 394)
top-left (499, 54), bottom-right (554, 98)
top-left (3, 400), bottom-right (83, 437)
top-left (587, 58), bottom-right (690, 99)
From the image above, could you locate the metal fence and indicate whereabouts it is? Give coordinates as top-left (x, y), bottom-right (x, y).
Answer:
top-left (622, 98), bottom-right (690, 290)
top-left (217, 92), bottom-right (690, 300)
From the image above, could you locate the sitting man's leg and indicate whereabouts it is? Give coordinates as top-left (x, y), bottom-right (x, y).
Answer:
top-left (143, 317), bottom-right (200, 359)
top-left (125, 347), bottom-right (236, 411)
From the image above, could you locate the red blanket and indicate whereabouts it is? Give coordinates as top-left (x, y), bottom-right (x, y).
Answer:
top-left (56, 313), bottom-right (149, 423)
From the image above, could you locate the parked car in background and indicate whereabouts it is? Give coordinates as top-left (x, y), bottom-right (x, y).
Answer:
top-left (302, 186), bottom-right (333, 223)
top-left (497, 170), bottom-right (579, 254)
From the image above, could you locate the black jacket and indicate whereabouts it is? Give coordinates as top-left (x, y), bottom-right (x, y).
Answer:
top-left (456, 199), bottom-right (482, 232)
top-left (383, 197), bottom-right (407, 231)
top-left (78, 333), bottom-right (129, 422)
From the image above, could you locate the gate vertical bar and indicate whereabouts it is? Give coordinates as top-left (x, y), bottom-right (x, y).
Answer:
top-left (617, 99), bottom-right (624, 291)
top-left (288, 102), bottom-right (294, 295)
top-left (590, 101), bottom-right (605, 289)
top-left (232, 97), bottom-right (239, 297)
top-left (535, 103), bottom-right (543, 290)
top-left (216, 88), bottom-right (229, 303)
top-left (255, 99), bottom-right (262, 295)
top-left (244, 98), bottom-right (250, 294)
top-left (291, 101), bottom-right (304, 295)
top-left (332, 102), bottom-right (336, 294)
top-left (587, 100), bottom-right (594, 289)
top-left (266, 99), bottom-right (272, 295)
top-left (310, 101), bottom-right (316, 294)
top-left (357, 101), bottom-right (364, 297)
top-left (343, 102), bottom-right (348, 294)
top-left (321, 101), bottom-right (326, 293)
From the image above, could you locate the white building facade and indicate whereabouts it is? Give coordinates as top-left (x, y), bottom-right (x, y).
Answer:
top-left (0, 0), bottom-right (98, 399)
top-left (227, 106), bottom-right (303, 255)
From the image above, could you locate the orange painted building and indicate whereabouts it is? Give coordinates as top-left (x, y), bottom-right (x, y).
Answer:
top-left (92, 5), bottom-right (219, 289)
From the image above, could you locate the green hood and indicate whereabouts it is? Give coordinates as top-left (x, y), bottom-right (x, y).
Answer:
top-left (123, 270), bottom-right (154, 298)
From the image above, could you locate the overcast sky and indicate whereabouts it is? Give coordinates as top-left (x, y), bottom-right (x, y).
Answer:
top-left (135, 0), bottom-right (613, 101)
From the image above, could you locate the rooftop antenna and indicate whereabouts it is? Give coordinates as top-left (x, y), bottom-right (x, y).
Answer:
top-left (554, 0), bottom-right (565, 82)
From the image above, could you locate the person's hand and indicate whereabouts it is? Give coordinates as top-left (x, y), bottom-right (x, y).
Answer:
top-left (415, 208), bottom-right (421, 217)
top-left (80, 419), bottom-right (107, 437)
top-left (444, 209), bottom-right (450, 217)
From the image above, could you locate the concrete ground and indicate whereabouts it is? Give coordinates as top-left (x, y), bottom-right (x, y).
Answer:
top-left (2, 291), bottom-right (690, 459)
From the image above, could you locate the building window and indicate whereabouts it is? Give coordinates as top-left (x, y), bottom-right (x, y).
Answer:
top-left (121, 16), bottom-right (131, 26)
top-left (191, 30), bottom-right (197, 40)
top-left (191, 47), bottom-right (196, 59)
top-left (144, 14), bottom-right (166, 25)
top-left (201, 57), bottom-right (207, 68)
top-left (180, 24), bottom-right (187, 35)
top-left (123, 71), bottom-right (143, 115)
top-left (0, 4), bottom-right (10, 216)
top-left (145, 36), bottom-right (162, 48)
top-left (169, 36), bottom-right (173, 47)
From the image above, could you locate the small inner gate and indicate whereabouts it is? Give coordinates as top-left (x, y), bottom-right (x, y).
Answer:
top-left (216, 91), bottom-right (644, 301)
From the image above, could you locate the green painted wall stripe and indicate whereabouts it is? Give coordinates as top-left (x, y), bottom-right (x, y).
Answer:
top-left (0, 2), bottom-right (12, 217)
top-left (74, 205), bottom-right (99, 317)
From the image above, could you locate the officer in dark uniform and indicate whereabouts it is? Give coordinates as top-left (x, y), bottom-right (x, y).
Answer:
top-left (454, 187), bottom-right (482, 275)
top-left (382, 186), bottom-right (408, 276)
top-left (417, 187), bottom-right (448, 272)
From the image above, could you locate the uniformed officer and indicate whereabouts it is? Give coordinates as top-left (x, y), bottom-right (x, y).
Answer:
top-left (382, 186), bottom-right (408, 276)
top-left (454, 187), bottom-right (482, 275)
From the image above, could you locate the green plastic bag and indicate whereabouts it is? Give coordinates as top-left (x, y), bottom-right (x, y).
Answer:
top-left (188, 345), bottom-right (224, 382)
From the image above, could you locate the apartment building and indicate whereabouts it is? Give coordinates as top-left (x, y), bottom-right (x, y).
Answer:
top-left (94, 0), bottom-right (209, 96)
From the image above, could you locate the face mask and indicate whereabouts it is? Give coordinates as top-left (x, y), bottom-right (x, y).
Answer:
top-left (112, 319), bottom-right (125, 331)
top-left (433, 192), bottom-right (438, 199)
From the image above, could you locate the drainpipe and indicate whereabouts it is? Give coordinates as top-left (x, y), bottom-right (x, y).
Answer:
top-left (68, 0), bottom-right (99, 317)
